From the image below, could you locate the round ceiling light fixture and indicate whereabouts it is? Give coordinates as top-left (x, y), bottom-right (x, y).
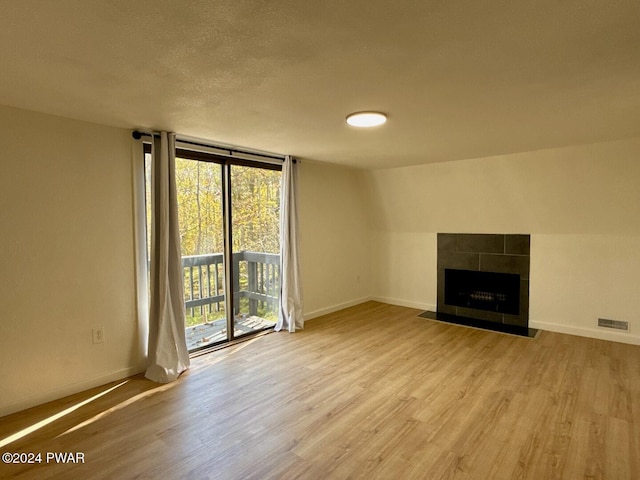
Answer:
top-left (346, 111), bottom-right (387, 127)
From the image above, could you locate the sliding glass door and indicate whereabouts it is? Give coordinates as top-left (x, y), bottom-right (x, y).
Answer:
top-left (145, 146), bottom-right (281, 352)
top-left (176, 158), bottom-right (227, 350)
top-left (230, 165), bottom-right (281, 337)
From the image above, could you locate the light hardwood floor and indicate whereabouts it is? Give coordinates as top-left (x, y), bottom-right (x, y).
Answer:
top-left (1, 301), bottom-right (639, 479)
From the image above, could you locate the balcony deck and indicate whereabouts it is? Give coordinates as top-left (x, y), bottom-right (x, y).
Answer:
top-left (186, 315), bottom-right (276, 350)
top-left (181, 251), bottom-right (279, 351)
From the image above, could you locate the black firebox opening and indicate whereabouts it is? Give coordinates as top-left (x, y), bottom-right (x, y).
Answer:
top-left (444, 269), bottom-right (520, 315)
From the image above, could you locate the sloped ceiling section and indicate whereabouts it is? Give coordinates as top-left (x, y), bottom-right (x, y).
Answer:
top-left (1, 0), bottom-right (639, 169)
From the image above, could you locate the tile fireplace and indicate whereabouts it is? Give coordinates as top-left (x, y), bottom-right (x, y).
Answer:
top-left (420, 233), bottom-right (536, 337)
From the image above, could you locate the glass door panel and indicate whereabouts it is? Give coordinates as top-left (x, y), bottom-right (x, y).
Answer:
top-left (230, 165), bottom-right (281, 337)
top-left (174, 158), bottom-right (226, 351)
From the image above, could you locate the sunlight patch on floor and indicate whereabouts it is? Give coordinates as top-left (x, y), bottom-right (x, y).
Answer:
top-left (0, 380), bottom-right (129, 449)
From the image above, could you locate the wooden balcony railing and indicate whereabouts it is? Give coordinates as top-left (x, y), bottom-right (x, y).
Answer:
top-left (182, 251), bottom-right (280, 318)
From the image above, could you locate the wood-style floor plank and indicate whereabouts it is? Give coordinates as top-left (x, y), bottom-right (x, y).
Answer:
top-left (1, 301), bottom-right (639, 479)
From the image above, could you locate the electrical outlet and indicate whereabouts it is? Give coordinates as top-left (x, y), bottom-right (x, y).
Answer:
top-left (93, 327), bottom-right (104, 344)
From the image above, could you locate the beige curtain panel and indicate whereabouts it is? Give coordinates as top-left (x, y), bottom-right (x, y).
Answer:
top-left (145, 132), bottom-right (190, 382)
top-left (275, 156), bottom-right (304, 332)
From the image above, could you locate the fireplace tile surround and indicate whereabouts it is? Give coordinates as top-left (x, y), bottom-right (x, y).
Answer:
top-left (436, 233), bottom-right (531, 329)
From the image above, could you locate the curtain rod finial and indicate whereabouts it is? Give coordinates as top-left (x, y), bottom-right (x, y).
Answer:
top-left (132, 131), bottom-right (143, 140)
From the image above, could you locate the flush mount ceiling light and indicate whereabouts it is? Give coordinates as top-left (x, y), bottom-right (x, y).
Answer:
top-left (346, 111), bottom-right (387, 127)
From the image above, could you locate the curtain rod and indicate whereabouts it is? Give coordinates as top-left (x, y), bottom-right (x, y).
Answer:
top-left (132, 130), bottom-right (289, 162)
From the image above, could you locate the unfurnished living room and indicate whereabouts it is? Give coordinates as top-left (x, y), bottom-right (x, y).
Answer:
top-left (1, 2), bottom-right (639, 479)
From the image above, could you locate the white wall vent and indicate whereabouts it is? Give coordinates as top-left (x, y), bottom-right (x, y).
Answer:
top-left (597, 318), bottom-right (629, 332)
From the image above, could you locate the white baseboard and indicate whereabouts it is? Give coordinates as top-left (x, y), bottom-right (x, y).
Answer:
top-left (324, 298), bottom-right (640, 347)
top-left (530, 320), bottom-right (640, 346)
top-left (0, 365), bottom-right (145, 418)
top-left (371, 296), bottom-right (436, 312)
top-left (370, 302), bottom-right (640, 346)
top-left (304, 297), bottom-right (373, 321)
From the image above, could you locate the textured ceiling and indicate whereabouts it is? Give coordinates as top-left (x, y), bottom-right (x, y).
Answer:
top-left (1, 0), bottom-right (639, 169)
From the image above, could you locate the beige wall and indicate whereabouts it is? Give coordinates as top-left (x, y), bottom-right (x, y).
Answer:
top-left (365, 137), bottom-right (640, 344)
top-left (297, 160), bottom-right (372, 319)
top-left (0, 106), bottom-right (142, 416)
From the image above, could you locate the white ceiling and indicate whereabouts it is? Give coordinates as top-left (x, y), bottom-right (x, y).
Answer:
top-left (1, 0), bottom-right (639, 169)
